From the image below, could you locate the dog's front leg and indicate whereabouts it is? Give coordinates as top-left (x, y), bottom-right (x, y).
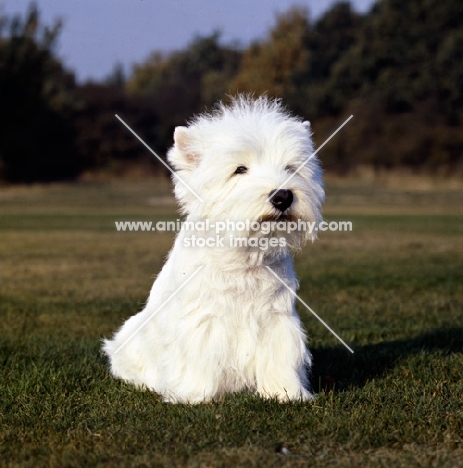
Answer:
top-left (254, 314), bottom-right (313, 401)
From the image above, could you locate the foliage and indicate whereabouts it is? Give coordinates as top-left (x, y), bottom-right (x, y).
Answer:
top-left (0, 3), bottom-right (79, 182)
top-left (287, 2), bottom-right (364, 116)
top-left (119, 33), bottom-right (241, 160)
top-left (321, 0), bottom-right (463, 114)
top-left (230, 7), bottom-right (311, 98)
top-left (1, 0), bottom-right (463, 181)
top-left (232, 0), bottom-right (463, 172)
top-left (73, 83), bottom-right (165, 174)
top-left (128, 32), bottom-right (240, 110)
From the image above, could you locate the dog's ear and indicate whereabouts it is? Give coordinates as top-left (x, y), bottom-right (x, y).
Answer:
top-left (168, 126), bottom-right (201, 171)
top-left (302, 121), bottom-right (311, 131)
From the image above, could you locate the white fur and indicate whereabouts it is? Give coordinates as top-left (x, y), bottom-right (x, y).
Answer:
top-left (103, 95), bottom-right (324, 403)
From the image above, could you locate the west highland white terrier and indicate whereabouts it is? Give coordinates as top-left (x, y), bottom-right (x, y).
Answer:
top-left (103, 95), bottom-right (324, 403)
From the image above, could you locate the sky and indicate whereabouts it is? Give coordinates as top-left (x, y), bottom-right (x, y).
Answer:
top-left (1, 0), bottom-right (376, 83)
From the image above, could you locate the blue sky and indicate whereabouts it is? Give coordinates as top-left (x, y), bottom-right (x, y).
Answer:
top-left (2, 0), bottom-right (376, 82)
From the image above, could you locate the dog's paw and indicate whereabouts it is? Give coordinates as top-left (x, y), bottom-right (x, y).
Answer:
top-left (260, 386), bottom-right (314, 402)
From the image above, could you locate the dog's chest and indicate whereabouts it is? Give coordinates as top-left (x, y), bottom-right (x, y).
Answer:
top-left (199, 265), bottom-right (295, 320)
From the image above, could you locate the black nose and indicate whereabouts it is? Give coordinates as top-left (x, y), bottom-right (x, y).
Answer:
top-left (269, 189), bottom-right (293, 212)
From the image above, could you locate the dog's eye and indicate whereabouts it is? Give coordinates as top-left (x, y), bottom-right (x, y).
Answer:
top-left (234, 166), bottom-right (248, 175)
top-left (285, 165), bottom-right (297, 172)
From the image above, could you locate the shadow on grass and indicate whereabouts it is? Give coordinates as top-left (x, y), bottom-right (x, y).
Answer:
top-left (311, 327), bottom-right (463, 393)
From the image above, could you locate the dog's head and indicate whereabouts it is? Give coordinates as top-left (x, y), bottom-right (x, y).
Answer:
top-left (167, 95), bottom-right (324, 249)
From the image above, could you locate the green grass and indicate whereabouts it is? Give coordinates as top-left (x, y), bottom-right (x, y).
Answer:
top-left (1, 179), bottom-right (462, 467)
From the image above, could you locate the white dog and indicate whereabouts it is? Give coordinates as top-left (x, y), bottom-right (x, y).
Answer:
top-left (103, 95), bottom-right (324, 403)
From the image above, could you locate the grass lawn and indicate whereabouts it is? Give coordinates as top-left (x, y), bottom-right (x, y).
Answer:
top-left (1, 178), bottom-right (462, 467)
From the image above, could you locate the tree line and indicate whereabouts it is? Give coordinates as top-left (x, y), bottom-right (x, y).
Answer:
top-left (1, 0), bottom-right (462, 182)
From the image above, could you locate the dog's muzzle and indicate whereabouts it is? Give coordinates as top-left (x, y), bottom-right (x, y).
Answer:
top-left (269, 189), bottom-right (293, 212)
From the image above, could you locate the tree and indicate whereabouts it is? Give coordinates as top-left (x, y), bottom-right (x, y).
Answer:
top-left (288, 2), bottom-right (363, 116)
top-left (322, 0), bottom-right (463, 114)
top-left (127, 32), bottom-right (241, 106)
top-left (0, 3), bottom-right (80, 182)
top-left (73, 83), bottom-right (164, 174)
top-left (104, 62), bottom-right (126, 89)
top-left (0, 4), bottom-right (80, 182)
top-left (230, 7), bottom-right (311, 98)
top-left (125, 33), bottom-right (241, 152)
